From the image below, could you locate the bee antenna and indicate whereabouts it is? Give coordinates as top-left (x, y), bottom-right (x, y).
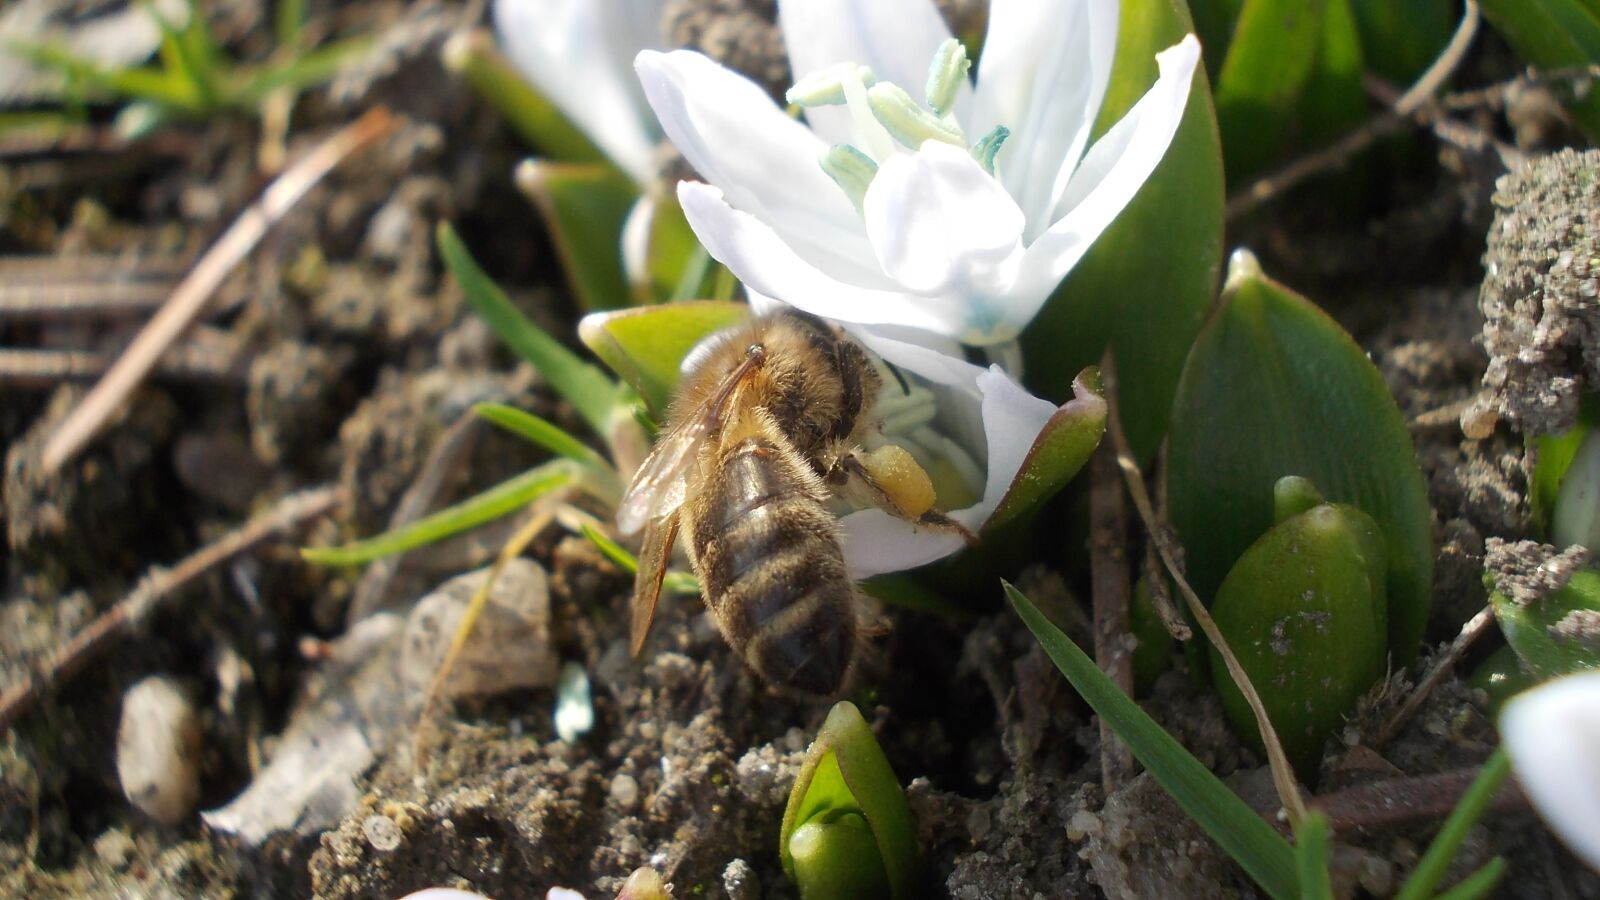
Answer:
top-left (885, 361), bottom-right (912, 395)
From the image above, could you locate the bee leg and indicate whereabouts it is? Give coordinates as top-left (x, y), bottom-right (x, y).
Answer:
top-left (833, 447), bottom-right (980, 546)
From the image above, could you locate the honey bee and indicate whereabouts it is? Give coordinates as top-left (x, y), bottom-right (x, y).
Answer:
top-left (617, 309), bottom-right (976, 698)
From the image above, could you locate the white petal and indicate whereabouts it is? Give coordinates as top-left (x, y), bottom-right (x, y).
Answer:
top-left (972, 0), bottom-right (1118, 240)
top-left (778, 0), bottom-right (968, 146)
top-left (678, 181), bottom-right (952, 332)
top-left (863, 141), bottom-right (1025, 302)
top-left (1502, 671), bottom-right (1600, 870)
top-left (495, 0), bottom-right (662, 183)
top-left (636, 50), bottom-right (886, 280)
top-left (1011, 34), bottom-right (1200, 312)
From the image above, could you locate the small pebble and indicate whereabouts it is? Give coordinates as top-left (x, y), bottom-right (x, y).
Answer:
top-left (362, 813), bottom-right (402, 852)
top-left (554, 662), bottom-right (594, 743)
top-left (116, 676), bottom-right (201, 825)
top-left (609, 773), bottom-right (639, 808)
top-left (723, 858), bottom-right (758, 900)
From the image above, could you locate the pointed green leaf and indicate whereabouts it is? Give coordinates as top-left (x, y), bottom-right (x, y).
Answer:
top-left (983, 368), bottom-right (1107, 531)
top-left (1294, 0), bottom-right (1367, 151)
top-left (1212, 0), bottom-right (1327, 182)
top-left (1479, 0), bottom-right (1600, 140)
top-left (300, 459), bottom-right (578, 566)
top-left (1167, 251), bottom-right (1433, 664)
top-left (579, 301), bottom-right (750, 413)
top-left (1007, 581), bottom-right (1300, 900)
top-left (437, 221), bottom-right (623, 438)
top-left (516, 159), bottom-right (638, 312)
top-left (1021, 0), bottom-right (1224, 463)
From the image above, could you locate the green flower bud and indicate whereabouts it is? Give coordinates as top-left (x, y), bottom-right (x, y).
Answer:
top-left (781, 702), bottom-right (919, 900)
top-left (1209, 477), bottom-right (1388, 780)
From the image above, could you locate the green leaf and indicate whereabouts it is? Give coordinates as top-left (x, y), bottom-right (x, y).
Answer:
top-left (983, 368), bottom-right (1107, 531)
top-left (442, 29), bottom-right (608, 164)
top-left (515, 159), bottom-right (638, 312)
top-left (1293, 812), bottom-right (1334, 900)
top-left (473, 403), bottom-right (620, 499)
top-left (646, 190), bottom-right (705, 303)
top-left (1429, 859), bottom-right (1508, 900)
top-left (1479, 0), bottom-right (1600, 140)
top-left (1467, 644), bottom-right (1535, 715)
top-left (1021, 0), bottom-right (1224, 463)
top-left (1492, 569), bottom-right (1600, 679)
top-left (235, 37), bottom-right (371, 105)
top-left (1166, 251), bottom-right (1434, 664)
top-left (1213, 0), bottom-right (1327, 182)
top-left (579, 300), bottom-right (750, 413)
top-left (1393, 748), bottom-right (1511, 900)
top-left (1293, 0), bottom-right (1367, 151)
top-left (437, 221), bottom-right (624, 438)
top-left (1007, 582), bottom-right (1300, 900)
top-left (781, 701), bottom-right (920, 899)
top-left (301, 460), bottom-right (578, 566)
top-left (1350, 0), bottom-right (1456, 84)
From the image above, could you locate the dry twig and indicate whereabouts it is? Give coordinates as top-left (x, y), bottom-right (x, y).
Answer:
top-left (1104, 371), bottom-right (1309, 825)
top-left (1375, 605), bottom-right (1496, 747)
top-left (1089, 357), bottom-right (1136, 792)
top-left (1225, 1), bottom-right (1482, 221)
top-left (0, 484), bottom-right (343, 735)
top-left (1311, 764), bottom-right (1524, 834)
top-left (40, 107), bottom-right (397, 474)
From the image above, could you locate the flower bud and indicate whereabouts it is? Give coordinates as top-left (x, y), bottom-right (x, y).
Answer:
top-left (1209, 478), bottom-right (1388, 779)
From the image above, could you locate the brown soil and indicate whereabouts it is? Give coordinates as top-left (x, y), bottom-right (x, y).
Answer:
top-left (3, 2), bottom-right (1596, 899)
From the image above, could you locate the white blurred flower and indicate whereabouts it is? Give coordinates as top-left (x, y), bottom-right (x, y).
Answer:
top-left (494, 0), bottom-right (669, 289)
top-left (1501, 670), bottom-right (1600, 870)
top-left (636, 0), bottom-right (1200, 347)
top-left (494, 0), bottom-right (665, 184)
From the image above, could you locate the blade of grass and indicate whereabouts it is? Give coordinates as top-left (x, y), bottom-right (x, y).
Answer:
top-left (1430, 858), bottom-right (1508, 900)
top-left (1006, 580), bottom-right (1299, 900)
top-left (474, 403), bottom-right (613, 473)
top-left (237, 38), bottom-right (371, 105)
top-left (579, 523), bottom-right (699, 595)
top-left (301, 459), bottom-right (578, 566)
top-left (3, 42), bottom-right (201, 111)
top-left (1393, 748), bottom-right (1511, 900)
top-left (1294, 812), bottom-right (1334, 900)
top-left (437, 222), bottom-right (622, 439)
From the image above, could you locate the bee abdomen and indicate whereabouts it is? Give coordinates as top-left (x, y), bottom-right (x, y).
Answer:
top-left (693, 437), bottom-right (857, 697)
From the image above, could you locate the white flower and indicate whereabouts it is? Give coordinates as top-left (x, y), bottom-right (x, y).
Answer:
top-left (636, 0), bottom-right (1201, 347)
top-left (494, 0), bottom-right (665, 185)
top-left (1501, 670), bottom-right (1600, 870)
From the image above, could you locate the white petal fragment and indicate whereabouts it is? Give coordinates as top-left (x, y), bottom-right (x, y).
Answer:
top-left (495, 0), bottom-right (662, 183)
top-left (1011, 34), bottom-right (1201, 311)
top-left (1502, 671), bottom-right (1600, 870)
top-left (778, 0), bottom-right (968, 145)
top-left (863, 141), bottom-right (1025, 300)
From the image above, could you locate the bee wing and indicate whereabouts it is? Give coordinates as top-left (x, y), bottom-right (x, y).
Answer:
top-left (630, 514), bottom-right (680, 656)
top-left (616, 346), bottom-right (765, 535)
top-left (615, 420), bottom-right (707, 536)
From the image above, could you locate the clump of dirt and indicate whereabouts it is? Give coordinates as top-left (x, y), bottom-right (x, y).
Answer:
top-left (1476, 148), bottom-right (1600, 435)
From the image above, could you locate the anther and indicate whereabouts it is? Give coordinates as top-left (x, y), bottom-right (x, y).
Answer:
top-left (820, 144), bottom-right (879, 214)
top-left (924, 38), bottom-right (970, 117)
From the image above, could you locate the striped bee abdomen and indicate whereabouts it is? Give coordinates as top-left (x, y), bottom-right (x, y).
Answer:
top-left (689, 435), bottom-right (857, 697)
